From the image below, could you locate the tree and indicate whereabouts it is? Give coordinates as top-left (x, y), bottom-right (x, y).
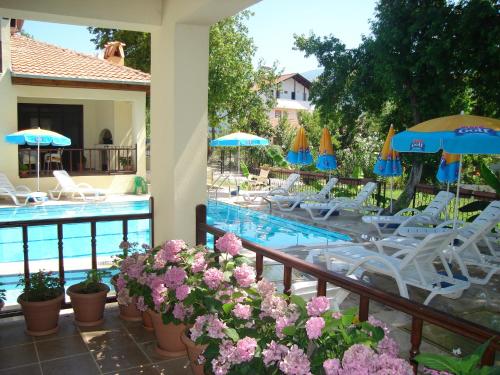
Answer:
top-left (294, 0), bottom-right (500, 210)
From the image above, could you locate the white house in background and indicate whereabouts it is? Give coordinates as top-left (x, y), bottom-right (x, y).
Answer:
top-left (0, 19), bottom-right (149, 194)
top-left (270, 73), bottom-right (313, 127)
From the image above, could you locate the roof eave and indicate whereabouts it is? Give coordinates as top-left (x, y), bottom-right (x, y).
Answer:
top-left (11, 72), bottom-right (150, 86)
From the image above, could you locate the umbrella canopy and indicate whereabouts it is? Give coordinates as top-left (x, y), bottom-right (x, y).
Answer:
top-left (5, 128), bottom-right (71, 147)
top-left (436, 151), bottom-right (460, 184)
top-left (392, 113), bottom-right (500, 154)
top-left (316, 128), bottom-right (337, 171)
top-left (5, 127), bottom-right (71, 191)
top-left (286, 127), bottom-right (313, 165)
top-left (374, 125), bottom-right (402, 177)
top-left (210, 132), bottom-right (269, 147)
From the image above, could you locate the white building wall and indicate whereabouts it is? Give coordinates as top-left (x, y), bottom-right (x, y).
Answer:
top-left (277, 78), bottom-right (309, 101)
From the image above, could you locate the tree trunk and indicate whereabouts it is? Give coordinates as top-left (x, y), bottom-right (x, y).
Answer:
top-left (207, 125), bottom-right (216, 157)
top-left (392, 82), bottom-right (423, 210)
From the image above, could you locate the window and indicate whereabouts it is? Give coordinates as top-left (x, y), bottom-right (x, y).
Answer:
top-left (303, 92), bottom-right (308, 101)
top-left (276, 90), bottom-right (280, 99)
top-left (291, 92), bottom-right (296, 100)
top-left (275, 110), bottom-right (282, 119)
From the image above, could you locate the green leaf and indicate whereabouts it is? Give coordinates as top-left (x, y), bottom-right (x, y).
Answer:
top-left (480, 162), bottom-right (500, 194)
top-left (282, 325), bottom-right (296, 336)
top-left (290, 295), bottom-right (307, 309)
top-left (224, 327), bottom-right (239, 342)
top-left (414, 353), bottom-right (461, 373)
top-left (222, 302), bottom-right (235, 315)
top-left (225, 261), bottom-right (235, 271)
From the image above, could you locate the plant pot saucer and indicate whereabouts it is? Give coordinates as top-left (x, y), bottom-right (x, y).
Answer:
top-left (155, 344), bottom-right (187, 358)
top-left (74, 318), bottom-right (104, 327)
top-left (26, 325), bottom-right (59, 336)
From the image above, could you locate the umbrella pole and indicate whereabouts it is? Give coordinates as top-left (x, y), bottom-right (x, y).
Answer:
top-left (390, 177), bottom-right (393, 213)
top-left (238, 145), bottom-right (240, 175)
top-left (37, 140), bottom-right (40, 192)
top-left (445, 182), bottom-right (450, 220)
top-left (452, 154), bottom-right (463, 229)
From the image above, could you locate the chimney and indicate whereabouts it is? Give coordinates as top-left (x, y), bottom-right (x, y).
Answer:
top-left (103, 41), bottom-right (125, 66)
top-left (10, 18), bottom-right (24, 34)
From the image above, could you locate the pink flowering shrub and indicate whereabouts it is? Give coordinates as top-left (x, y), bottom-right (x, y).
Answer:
top-left (192, 278), bottom-right (412, 375)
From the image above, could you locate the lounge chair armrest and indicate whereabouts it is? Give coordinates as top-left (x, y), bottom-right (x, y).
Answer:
top-left (436, 219), bottom-right (464, 229)
top-left (269, 187), bottom-right (288, 195)
top-left (395, 207), bottom-right (422, 216)
top-left (15, 185), bottom-right (31, 193)
top-left (76, 182), bottom-right (95, 189)
top-left (398, 213), bottom-right (434, 228)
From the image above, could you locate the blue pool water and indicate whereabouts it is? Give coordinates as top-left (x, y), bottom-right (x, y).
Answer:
top-left (0, 199), bottom-right (349, 305)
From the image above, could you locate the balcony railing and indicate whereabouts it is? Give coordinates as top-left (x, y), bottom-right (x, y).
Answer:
top-left (18, 145), bottom-right (137, 177)
top-left (195, 204), bottom-right (499, 374)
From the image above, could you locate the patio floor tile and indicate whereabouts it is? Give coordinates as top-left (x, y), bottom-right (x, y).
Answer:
top-left (82, 329), bottom-right (135, 351)
top-left (103, 364), bottom-right (161, 375)
top-left (0, 363), bottom-right (42, 375)
top-left (40, 353), bottom-right (100, 375)
top-left (0, 320), bottom-right (33, 348)
top-left (92, 341), bottom-right (150, 373)
top-left (153, 358), bottom-right (193, 375)
top-left (36, 335), bottom-right (88, 361)
top-left (0, 342), bottom-right (38, 370)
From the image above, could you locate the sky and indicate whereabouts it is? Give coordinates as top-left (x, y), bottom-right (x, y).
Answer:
top-left (22, 0), bottom-right (377, 74)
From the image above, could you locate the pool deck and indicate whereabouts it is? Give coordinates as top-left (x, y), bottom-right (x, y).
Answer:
top-left (214, 191), bottom-right (500, 360)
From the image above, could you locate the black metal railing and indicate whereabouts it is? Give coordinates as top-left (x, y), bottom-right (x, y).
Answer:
top-left (0, 197), bottom-right (154, 318)
top-left (18, 145), bottom-right (138, 177)
top-left (195, 204), bottom-right (499, 373)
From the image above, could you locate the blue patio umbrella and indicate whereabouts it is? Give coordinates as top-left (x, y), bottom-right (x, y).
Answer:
top-left (210, 132), bottom-right (269, 174)
top-left (374, 125), bottom-right (402, 212)
top-left (316, 128), bottom-right (337, 171)
top-left (287, 127), bottom-right (313, 166)
top-left (5, 127), bottom-right (71, 191)
top-left (392, 113), bottom-right (500, 225)
top-left (436, 152), bottom-right (460, 184)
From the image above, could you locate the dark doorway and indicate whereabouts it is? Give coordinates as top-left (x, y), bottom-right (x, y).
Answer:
top-left (17, 103), bottom-right (84, 171)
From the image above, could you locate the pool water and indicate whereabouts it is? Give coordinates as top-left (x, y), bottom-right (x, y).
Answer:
top-left (0, 199), bottom-right (350, 305)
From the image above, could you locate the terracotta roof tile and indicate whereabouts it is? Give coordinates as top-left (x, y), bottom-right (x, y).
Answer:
top-left (10, 34), bottom-right (150, 85)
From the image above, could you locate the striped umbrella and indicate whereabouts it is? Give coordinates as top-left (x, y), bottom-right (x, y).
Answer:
top-left (373, 125), bottom-right (402, 212)
top-left (286, 126), bottom-right (313, 166)
top-left (316, 128), bottom-right (337, 171)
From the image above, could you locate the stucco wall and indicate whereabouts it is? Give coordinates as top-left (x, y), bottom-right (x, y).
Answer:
top-left (0, 80), bottom-right (146, 194)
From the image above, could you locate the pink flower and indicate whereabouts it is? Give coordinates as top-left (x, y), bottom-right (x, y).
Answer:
top-left (377, 336), bottom-right (400, 358)
top-left (164, 239), bottom-right (186, 262)
top-left (190, 315), bottom-right (207, 342)
top-left (116, 275), bottom-right (126, 291)
top-left (191, 252), bottom-right (207, 273)
top-left (233, 264), bottom-right (255, 287)
top-left (148, 275), bottom-right (168, 311)
top-left (173, 302), bottom-right (192, 320)
top-left (276, 315), bottom-right (298, 339)
top-left (164, 267), bottom-right (187, 288)
top-left (235, 337), bottom-right (257, 362)
top-left (136, 296), bottom-right (147, 312)
top-left (260, 295), bottom-right (288, 320)
top-left (323, 358), bottom-right (341, 375)
top-left (306, 296), bottom-right (330, 317)
top-left (263, 340), bottom-right (288, 367)
top-left (332, 311), bottom-right (343, 319)
top-left (305, 317), bottom-right (325, 339)
top-left (232, 303), bottom-right (252, 320)
top-left (204, 268), bottom-right (224, 289)
top-left (215, 232), bottom-right (242, 256)
top-left (256, 279), bottom-right (276, 297)
top-left (206, 314), bottom-right (227, 339)
top-left (175, 284), bottom-right (191, 301)
top-left (279, 345), bottom-right (312, 375)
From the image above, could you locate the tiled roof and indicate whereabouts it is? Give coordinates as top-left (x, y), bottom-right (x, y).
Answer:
top-left (10, 34), bottom-right (150, 85)
top-left (276, 73), bottom-right (311, 89)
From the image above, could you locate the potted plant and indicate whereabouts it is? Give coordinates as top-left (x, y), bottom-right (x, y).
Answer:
top-left (0, 282), bottom-right (6, 311)
top-left (119, 156), bottom-right (133, 171)
top-left (191, 279), bottom-right (413, 375)
top-left (112, 241), bottom-right (150, 322)
top-left (17, 270), bottom-right (64, 336)
top-left (19, 164), bottom-right (29, 177)
top-left (67, 269), bottom-right (111, 326)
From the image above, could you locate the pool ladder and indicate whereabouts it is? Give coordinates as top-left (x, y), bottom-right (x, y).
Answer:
top-left (207, 173), bottom-right (231, 200)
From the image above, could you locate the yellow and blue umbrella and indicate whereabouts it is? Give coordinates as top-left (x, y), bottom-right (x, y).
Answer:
top-left (286, 127), bottom-right (313, 166)
top-left (392, 113), bottom-right (500, 226)
top-left (316, 128), bottom-right (337, 171)
top-left (374, 125), bottom-right (402, 212)
top-left (5, 127), bottom-right (71, 191)
top-left (436, 151), bottom-right (460, 184)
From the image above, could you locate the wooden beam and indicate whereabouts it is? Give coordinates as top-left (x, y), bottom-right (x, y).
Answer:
top-left (12, 76), bottom-right (150, 93)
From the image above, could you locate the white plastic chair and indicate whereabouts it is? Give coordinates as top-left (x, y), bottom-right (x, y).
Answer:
top-left (0, 173), bottom-right (34, 205)
top-left (49, 170), bottom-right (107, 201)
top-left (316, 231), bottom-right (470, 305)
top-left (301, 182), bottom-right (380, 221)
top-left (269, 177), bottom-right (338, 212)
top-left (242, 173), bottom-right (300, 202)
top-left (44, 149), bottom-right (63, 170)
top-left (362, 191), bottom-right (455, 236)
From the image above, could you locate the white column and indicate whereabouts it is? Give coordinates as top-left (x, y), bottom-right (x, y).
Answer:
top-left (150, 21), bottom-right (209, 244)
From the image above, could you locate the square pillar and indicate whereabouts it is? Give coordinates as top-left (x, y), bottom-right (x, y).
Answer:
top-left (150, 22), bottom-right (209, 245)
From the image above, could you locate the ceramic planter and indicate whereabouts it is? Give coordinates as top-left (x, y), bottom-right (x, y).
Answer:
top-left (18, 293), bottom-right (64, 336)
top-left (149, 310), bottom-right (187, 358)
top-left (0, 300), bottom-right (4, 311)
top-left (111, 275), bottom-right (142, 322)
top-left (142, 310), bottom-right (154, 331)
top-left (67, 283), bottom-right (110, 326)
top-left (181, 330), bottom-right (207, 375)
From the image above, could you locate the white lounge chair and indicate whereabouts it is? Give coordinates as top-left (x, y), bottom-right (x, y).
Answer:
top-left (301, 182), bottom-right (380, 221)
top-left (0, 173), bottom-right (38, 206)
top-left (362, 191), bottom-right (455, 236)
top-left (269, 177), bottom-right (338, 212)
top-left (49, 170), bottom-right (107, 201)
top-left (316, 231), bottom-right (470, 305)
top-left (242, 173), bottom-right (300, 202)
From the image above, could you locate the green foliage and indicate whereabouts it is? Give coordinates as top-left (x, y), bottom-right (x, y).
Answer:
top-left (0, 282), bottom-right (5, 302)
top-left (239, 161), bottom-right (250, 178)
top-left (273, 116), bottom-right (295, 153)
top-left (265, 146), bottom-right (288, 168)
top-left (415, 339), bottom-right (499, 375)
top-left (19, 164), bottom-right (29, 172)
top-left (75, 269), bottom-right (111, 294)
top-left (18, 270), bottom-right (63, 302)
top-left (480, 162), bottom-right (500, 194)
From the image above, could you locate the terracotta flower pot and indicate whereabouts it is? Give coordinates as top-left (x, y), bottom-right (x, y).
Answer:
top-left (142, 310), bottom-right (154, 331)
top-left (67, 283), bottom-right (110, 326)
top-left (18, 293), bottom-right (64, 336)
top-left (111, 275), bottom-right (142, 322)
top-left (181, 330), bottom-right (207, 375)
top-left (149, 310), bottom-right (187, 358)
top-left (0, 300), bottom-right (4, 311)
